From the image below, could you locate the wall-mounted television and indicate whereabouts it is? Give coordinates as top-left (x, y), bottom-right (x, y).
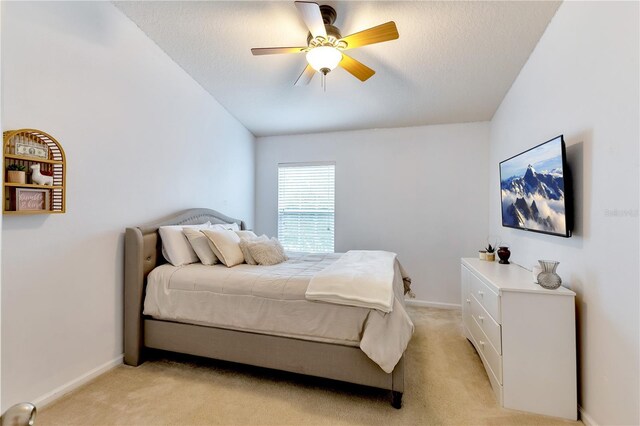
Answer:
top-left (500, 135), bottom-right (572, 238)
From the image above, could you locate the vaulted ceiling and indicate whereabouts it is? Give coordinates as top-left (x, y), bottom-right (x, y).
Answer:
top-left (114, 1), bottom-right (560, 137)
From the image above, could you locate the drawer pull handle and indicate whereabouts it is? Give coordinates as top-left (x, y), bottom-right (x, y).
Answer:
top-left (479, 315), bottom-right (484, 322)
top-left (466, 298), bottom-right (471, 304)
top-left (478, 291), bottom-right (484, 297)
top-left (479, 340), bottom-right (485, 348)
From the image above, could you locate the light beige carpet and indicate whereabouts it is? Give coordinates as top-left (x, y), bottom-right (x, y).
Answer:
top-left (38, 307), bottom-right (580, 425)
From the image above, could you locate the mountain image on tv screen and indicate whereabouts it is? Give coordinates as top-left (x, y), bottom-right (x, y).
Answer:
top-left (500, 136), bottom-right (567, 235)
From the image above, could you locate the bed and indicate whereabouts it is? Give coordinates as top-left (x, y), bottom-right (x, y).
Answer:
top-left (124, 208), bottom-right (412, 408)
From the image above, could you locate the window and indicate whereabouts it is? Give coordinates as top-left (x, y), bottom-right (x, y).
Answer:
top-left (278, 163), bottom-right (335, 253)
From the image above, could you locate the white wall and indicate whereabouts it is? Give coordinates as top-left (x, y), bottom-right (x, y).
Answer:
top-left (489, 2), bottom-right (639, 424)
top-left (256, 122), bottom-right (490, 305)
top-left (1, 2), bottom-right (254, 410)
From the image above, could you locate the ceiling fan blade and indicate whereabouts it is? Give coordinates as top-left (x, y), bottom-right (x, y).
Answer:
top-left (295, 1), bottom-right (327, 39)
top-left (294, 64), bottom-right (316, 86)
top-left (251, 47), bottom-right (307, 56)
top-left (340, 21), bottom-right (399, 50)
top-left (339, 54), bottom-right (375, 82)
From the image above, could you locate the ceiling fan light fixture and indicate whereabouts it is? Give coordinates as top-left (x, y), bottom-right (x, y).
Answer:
top-left (306, 46), bottom-right (342, 73)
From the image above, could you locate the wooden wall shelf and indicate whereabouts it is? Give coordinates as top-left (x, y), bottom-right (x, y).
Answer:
top-left (4, 154), bottom-right (64, 165)
top-left (3, 129), bottom-right (67, 215)
top-left (4, 182), bottom-right (64, 189)
top-left (3, 210), bottom-right (65, 216)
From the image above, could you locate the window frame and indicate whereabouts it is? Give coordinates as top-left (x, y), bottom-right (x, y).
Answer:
top-left (277, 161), bottom-right (336, 254)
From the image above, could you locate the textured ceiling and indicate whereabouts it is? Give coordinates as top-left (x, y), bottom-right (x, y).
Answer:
top-left (114, 1), bottom-right (560, 137)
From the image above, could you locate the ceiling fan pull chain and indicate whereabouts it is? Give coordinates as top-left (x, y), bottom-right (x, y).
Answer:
top-left (322, 71), bottom-right (327, 92)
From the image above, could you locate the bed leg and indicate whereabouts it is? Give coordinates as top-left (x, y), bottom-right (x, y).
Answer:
top-left (391, 391), bottom-right (403, 409)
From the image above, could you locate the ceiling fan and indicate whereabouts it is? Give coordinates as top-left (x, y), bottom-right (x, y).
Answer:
top-left (251, 1), bottom-right (399, 88)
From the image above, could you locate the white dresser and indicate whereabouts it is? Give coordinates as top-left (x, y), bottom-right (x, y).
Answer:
top-left (461, 258), bottom-right (577, 420)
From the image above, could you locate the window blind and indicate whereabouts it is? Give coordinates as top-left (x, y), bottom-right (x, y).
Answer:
top-left (278, 163), bottom-right (335, 253)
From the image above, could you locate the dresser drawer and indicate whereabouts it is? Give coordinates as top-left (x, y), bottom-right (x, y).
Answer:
top-left (471, 294), bottom-right (502, 354)
top-left (470, 314), bottom-right (503, 384)
top-left (469, 272), bottom-right (501, 323)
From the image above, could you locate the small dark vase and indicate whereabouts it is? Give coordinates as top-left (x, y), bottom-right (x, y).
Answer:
top-left (497, 246), bottom-right (511, 264)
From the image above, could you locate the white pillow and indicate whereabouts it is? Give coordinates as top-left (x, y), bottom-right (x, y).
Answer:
top-left (201, 229), bottom-right (244, 267)
top-left (159, 222), bottom-right (211, 266)
top-left (246, 238), bottom-right (288, 266)
top-left (272, 237), bottom-right (288, 260)
top-left (183, 228), bottom-right (219, 265)
top-left (235, 230), bottom-right (257, 240)
top-left (238, 234), bottom-right (268, 265)
top-left (212, 222), bottom-right (240, 231)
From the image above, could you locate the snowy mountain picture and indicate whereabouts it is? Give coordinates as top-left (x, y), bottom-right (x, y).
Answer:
top-left (500, 137), bottom-right (568, 235)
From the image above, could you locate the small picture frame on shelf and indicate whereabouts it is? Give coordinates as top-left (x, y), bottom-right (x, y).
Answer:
top-left (13, 188), bottom-right (50, 211)
top-left (14, 140), bottom-right (48, 159)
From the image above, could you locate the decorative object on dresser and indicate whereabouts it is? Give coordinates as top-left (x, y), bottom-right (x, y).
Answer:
top-left (497, 246), bottom-right (511, 264)
top-left (485, 243), bottom-right (496, 261)
top-left (531, 264), bottom-right (543, 283)
top-left (479, 250), bottom-right (487, 260)
top-left (536, 260), bottom-right (562, 289)
top-left (460, 258), bottom-right (577, 420)
top-left (3, 129), bottom-right (66, 215)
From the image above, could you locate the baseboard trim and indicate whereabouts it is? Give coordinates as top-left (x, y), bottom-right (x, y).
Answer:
top-left (579, 405), bottom-right (598, 426)
top-left (33, 355), bottom-right (123, 409)
top-left (405, 299), bottom-right (461, 310)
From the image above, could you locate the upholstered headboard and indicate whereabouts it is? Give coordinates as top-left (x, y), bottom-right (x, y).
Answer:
top-left (124, 208), bottom-right (246, 365)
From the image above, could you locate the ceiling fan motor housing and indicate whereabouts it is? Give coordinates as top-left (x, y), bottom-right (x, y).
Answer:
top-left (319, 5), bottom-right (337, 25)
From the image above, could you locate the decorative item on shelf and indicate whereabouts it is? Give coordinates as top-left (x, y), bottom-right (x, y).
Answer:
top-left (6, 164), bottom-right (26, 184)
top-left (12, 188), bottom-right (50, 211)
top-left (537, 260), bottom-right (562, 289)
top-left (478, 250), bottom-right (487, 260)
top-left (497, 246), bottom-right (511, 264)
top-left (14, 138), bottom-right (48, 159)
top-left (485, 243), bottom-right (496, 261)
top-left (532, 264), bottom-right (543, 283)
top-left (30, 164), bottom-right (53, 185)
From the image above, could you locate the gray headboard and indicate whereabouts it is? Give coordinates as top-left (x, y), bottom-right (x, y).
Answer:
top-left (124, 208), bottom-right (246, 365)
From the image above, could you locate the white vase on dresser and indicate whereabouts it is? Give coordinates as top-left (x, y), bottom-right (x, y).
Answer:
top-left (461, 258), bottom-right (577, 420)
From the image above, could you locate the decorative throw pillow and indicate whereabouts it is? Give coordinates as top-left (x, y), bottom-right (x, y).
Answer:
top-left (183, 228), bottom-right (219, 265)
top-left (212, 222), bottom-right (240, 232)
top-left (201, 229), bottom-right (244, 267)
top-left (159, 222), bottom-right (211, 266)
top-left (235, 230), bottom-right (257, 240)
top-left (238, 234), bottom-right (268, 265)
top-left (246, 238), bottom-right (288, 266)
top-left (272, 237), bottom-right (288, 260)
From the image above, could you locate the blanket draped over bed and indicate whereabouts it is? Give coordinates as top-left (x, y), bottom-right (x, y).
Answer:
top-left (305, 250), bottom-right (413, 372)
top-left (306, 250), bottom-right (397, 313)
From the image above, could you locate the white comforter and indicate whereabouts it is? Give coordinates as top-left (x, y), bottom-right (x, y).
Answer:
top-left (144, 253), bottom-right (413, 373)
top-left (306, 250), bottom-right (397, 313)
